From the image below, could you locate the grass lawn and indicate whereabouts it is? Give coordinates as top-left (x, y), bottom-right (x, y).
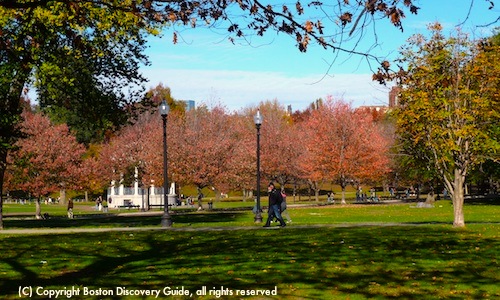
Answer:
top-left (0, 200), bottom-right (498, 299)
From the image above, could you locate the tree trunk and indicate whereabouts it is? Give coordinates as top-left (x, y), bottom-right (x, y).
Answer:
top-left (35, 197), bottom-right (43, 219)
top-left (309, 180), bottom-right (320, 202)
top-left (0, 196), bottom-right (3, 229)
top-left (293, 184), bottom-right (297, 203)
top-left (452, 169), bottom-right (466, 227)
top-left (59, 189), bottom-right (66, 205)
top-left (340, 183), bottom-right (347, 204)
top-left (0, 151), bottom-right (5, 229)
top-left (0, 148), bottom-right (9, 229)
top-left (243, 189), bottom-right (251, 202)
top-left (0, 62), bottom-right (33, 229)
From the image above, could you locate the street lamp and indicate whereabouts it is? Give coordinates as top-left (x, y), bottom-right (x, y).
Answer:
top-left (159, 100), bottom-right (172, 227)
top-left (254, 109), bottom-right (263, 223)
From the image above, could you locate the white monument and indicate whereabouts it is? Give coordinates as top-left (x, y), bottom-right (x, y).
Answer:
top-left (106, 167), bottom-right (177, 209)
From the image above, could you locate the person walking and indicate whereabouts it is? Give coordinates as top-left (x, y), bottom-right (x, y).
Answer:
top-left (264, 182), bottom-right (286, 227)
top-left (280, 190), bottom-right (292, 223)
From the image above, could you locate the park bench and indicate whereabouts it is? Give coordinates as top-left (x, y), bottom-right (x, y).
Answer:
top-left (117, 204), bottom-right (140, 210)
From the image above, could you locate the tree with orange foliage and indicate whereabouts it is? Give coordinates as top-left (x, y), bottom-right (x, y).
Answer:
top-left (257, 101), bottom-right (304, 191)
top-left (97, 105), bottom-right (163, 189)
top-left (172, 104), bottom-right (242, 201)
top-left (300, 97), bottom-right (391, 203)
top-left (392, 24), bottom-right (500, 227)
top-left (221, 112), bottom-right (255, 199)
top-left (96, 85), bottom-right (185, 193)
top-left (78, 149), bottom-right (107, 202)
top-left (5, 111), bottom-right (86, 218)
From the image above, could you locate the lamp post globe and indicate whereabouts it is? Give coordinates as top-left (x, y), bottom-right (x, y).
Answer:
top-left (254, 109), bottom-right (263, 223)
top-left (160, 100), bottom-right (172, 227)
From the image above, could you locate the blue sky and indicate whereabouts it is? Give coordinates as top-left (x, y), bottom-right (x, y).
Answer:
top-left (141, 1), bottom-right (499, 112)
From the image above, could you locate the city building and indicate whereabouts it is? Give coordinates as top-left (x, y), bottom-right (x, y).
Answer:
top-left (389, 86), bottom-right (400, 108)
top-left (181, 100), bottom-right (195, 111)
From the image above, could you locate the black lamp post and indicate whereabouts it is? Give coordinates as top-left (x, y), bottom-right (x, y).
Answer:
top-left (141, 181), bottom-right (145, 212)
top-left (254, 109), bottom-right (263, 223)
top-left (159, 100), bottom-right (172, 227)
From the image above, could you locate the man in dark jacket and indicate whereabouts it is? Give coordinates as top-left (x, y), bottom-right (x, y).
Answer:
top-left (264, 182), bottom-right (286, 227)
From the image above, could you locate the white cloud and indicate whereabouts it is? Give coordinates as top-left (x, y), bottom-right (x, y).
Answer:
top-left (142, 68), bottom-right (391, 112)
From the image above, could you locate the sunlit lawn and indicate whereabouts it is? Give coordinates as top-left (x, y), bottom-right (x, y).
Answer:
top-left (2, 199), bottom-right (498, 229)
top-left (0, 200), bottom-right (498, 299)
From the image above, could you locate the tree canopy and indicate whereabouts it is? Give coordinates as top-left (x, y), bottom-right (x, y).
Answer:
top-left (299, 97), bottom-right (390, 202)
top-left (1, 1), bottom-right (498, 229)
top-left (0, 0), bottom-right (163, 227)
top-left (5, 110), bottom-right (86, 218)
top-left (393, 23), bottom-right (500, 227)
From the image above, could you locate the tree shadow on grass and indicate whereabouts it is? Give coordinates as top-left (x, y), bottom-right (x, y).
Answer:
top-left (0, 226), bottom-right (498, 299)
top-left (464, 195), bottom-right (500, 205)
top-left (3, 211), bottom-right (249, 229)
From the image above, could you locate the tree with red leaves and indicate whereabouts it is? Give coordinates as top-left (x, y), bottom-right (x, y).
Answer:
top-left (299, 97), bottom-right (391, 203)
top-left (257, 101), bottom-right (304, 190)
top-left (5, 111), bottom-right (86, 218)
top-left (173, 104), bottom-right (242, 200)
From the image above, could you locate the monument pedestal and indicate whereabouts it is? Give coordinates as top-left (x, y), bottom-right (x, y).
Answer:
top-left (167, 194), bottom-right (177, 206)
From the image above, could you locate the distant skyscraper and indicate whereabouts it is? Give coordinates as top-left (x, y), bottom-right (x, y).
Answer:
top-left (181, 100), bottom-right (195, 111)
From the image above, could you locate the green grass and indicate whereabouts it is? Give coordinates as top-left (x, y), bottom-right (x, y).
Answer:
top-left (2, 200), bottom-right (498, 229)
top-left (3, 201), bottom-right (96, 215)
top-left (0, 200), bottom-right (499, 299)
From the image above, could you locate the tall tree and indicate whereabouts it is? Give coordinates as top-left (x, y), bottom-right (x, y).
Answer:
top-left (300, 97), bottom-right (391, 203)
top-left (174, 104), bottom-right (240, 198)
top-left (78, 145), bottom-right (108, 201)
top-left (257, 100), bottom-right (302, 188)
top-left (97, 104), bottom-right (163, 189)
top-left (96, 86), bottom-right (190, 197)
top-left (36, 49), bottom-right (143, 145)
top-left (393, 23), bottom-right (500, 227)
top-left (5, 111), bottom-right (86, 218)
top-left (0, 0), bottom-right (162, 228)
top-left (220, 112), bottom-right (255, 198)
